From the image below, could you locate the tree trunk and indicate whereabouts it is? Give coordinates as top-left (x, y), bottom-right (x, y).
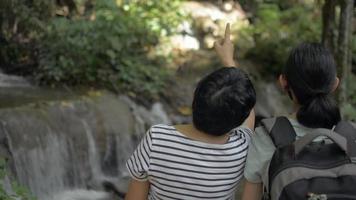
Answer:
top-left (337, 0), bottom-right (354, 106)
top-left (322, 0), bottom-right (338, 54)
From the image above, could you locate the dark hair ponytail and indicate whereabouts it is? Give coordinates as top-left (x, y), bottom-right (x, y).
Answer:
top-left (285, 43), bottom-right (341, 129)
top-left (297, 94), bottom-right (340, 129)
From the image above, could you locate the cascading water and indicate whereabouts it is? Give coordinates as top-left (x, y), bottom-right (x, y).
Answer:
top-left (0, 92), bottom-right (170, 200)
top-left (0, 72), bottom-right (31, 88)
top-left (82, 120), bottom-right (102, 182)
top-left (0, 103), bottom-right (97, 199)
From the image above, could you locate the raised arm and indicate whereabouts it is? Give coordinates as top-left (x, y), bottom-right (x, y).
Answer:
top-left (214, 23), bottom-right (238, 67)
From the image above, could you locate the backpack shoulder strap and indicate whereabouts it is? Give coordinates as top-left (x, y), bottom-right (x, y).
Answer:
top-left (261, 116), bottom-right (297, 148)
top-left (334, 121), bottom-right (356, 159)
top-left (261, 117), bottom-right (297, 196)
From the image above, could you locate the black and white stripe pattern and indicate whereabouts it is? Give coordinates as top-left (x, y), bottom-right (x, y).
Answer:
top-left (126, 124), bottom-right (252, 200)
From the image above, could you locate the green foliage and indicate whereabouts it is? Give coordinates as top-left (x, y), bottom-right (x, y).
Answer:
top-left (1, 0), bottom-right (185, 98)
top-left (0, 0), bottom-right (52, 71)
top-left (0, 158), bottom-right (36, 200)
top-left (121, 0), bottom-right (185, 36)
top-left (36, 0), bottom-right (185, 97)
top-left (0, 0), bottom-right (51, 38)
top-left (241, 3), bottom-right (322, 75)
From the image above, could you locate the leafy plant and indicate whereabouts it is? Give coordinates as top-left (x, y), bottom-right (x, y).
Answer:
top-left (36, 0), bottom-right (185, 97)
top-left (120, 0), bottom-right (185, 36)
top-left (1, 0), bottom-right (185, 98)
top-left (241, 3), bottom-right (322, 75)
top-left (0, 0), bottom-right (52, 73)
top-left (0, 158), bottom-right (36, 200)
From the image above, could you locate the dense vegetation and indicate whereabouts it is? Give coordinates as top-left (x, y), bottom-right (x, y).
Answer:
top-left (0, 0), bottom-right (185, 97)
top-left (240, 2), bottom-right (322, 75)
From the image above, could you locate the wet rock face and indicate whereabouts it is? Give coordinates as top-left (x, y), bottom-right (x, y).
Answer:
top-left (0, 72), bottom-right (32, 88)
top-left (0, 92), bottom-right (170, 200)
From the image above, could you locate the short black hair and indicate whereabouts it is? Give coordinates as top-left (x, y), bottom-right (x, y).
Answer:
top-left (192, 67), bottom-right (256, 136)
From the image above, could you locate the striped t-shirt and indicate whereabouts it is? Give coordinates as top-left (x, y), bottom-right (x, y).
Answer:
top-left (126, 124), bottom-right (252, 200)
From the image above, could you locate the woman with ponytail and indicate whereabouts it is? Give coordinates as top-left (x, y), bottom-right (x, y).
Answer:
top-left (283, 43), bottom-right (341, 129)
top-left (215, 40), bottom-right (341, 200)
top-left (242, 43), bottom-right (341, 200)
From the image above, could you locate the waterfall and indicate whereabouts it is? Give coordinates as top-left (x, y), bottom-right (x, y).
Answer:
top-left (0, 93), bottom-right (170, 200)
top-left (0, 105), bottom-right (93, 199)
top-left (82, 120), bottom-right (102, 180)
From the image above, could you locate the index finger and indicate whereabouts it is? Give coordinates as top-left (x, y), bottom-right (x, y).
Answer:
top-left (224, 23), bottom-right (231, 41)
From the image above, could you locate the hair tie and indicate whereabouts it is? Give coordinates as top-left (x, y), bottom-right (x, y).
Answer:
top-left (314, 89), bottom-right (329, 98)
top-left (302, 90), bottom-right (328, 106)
